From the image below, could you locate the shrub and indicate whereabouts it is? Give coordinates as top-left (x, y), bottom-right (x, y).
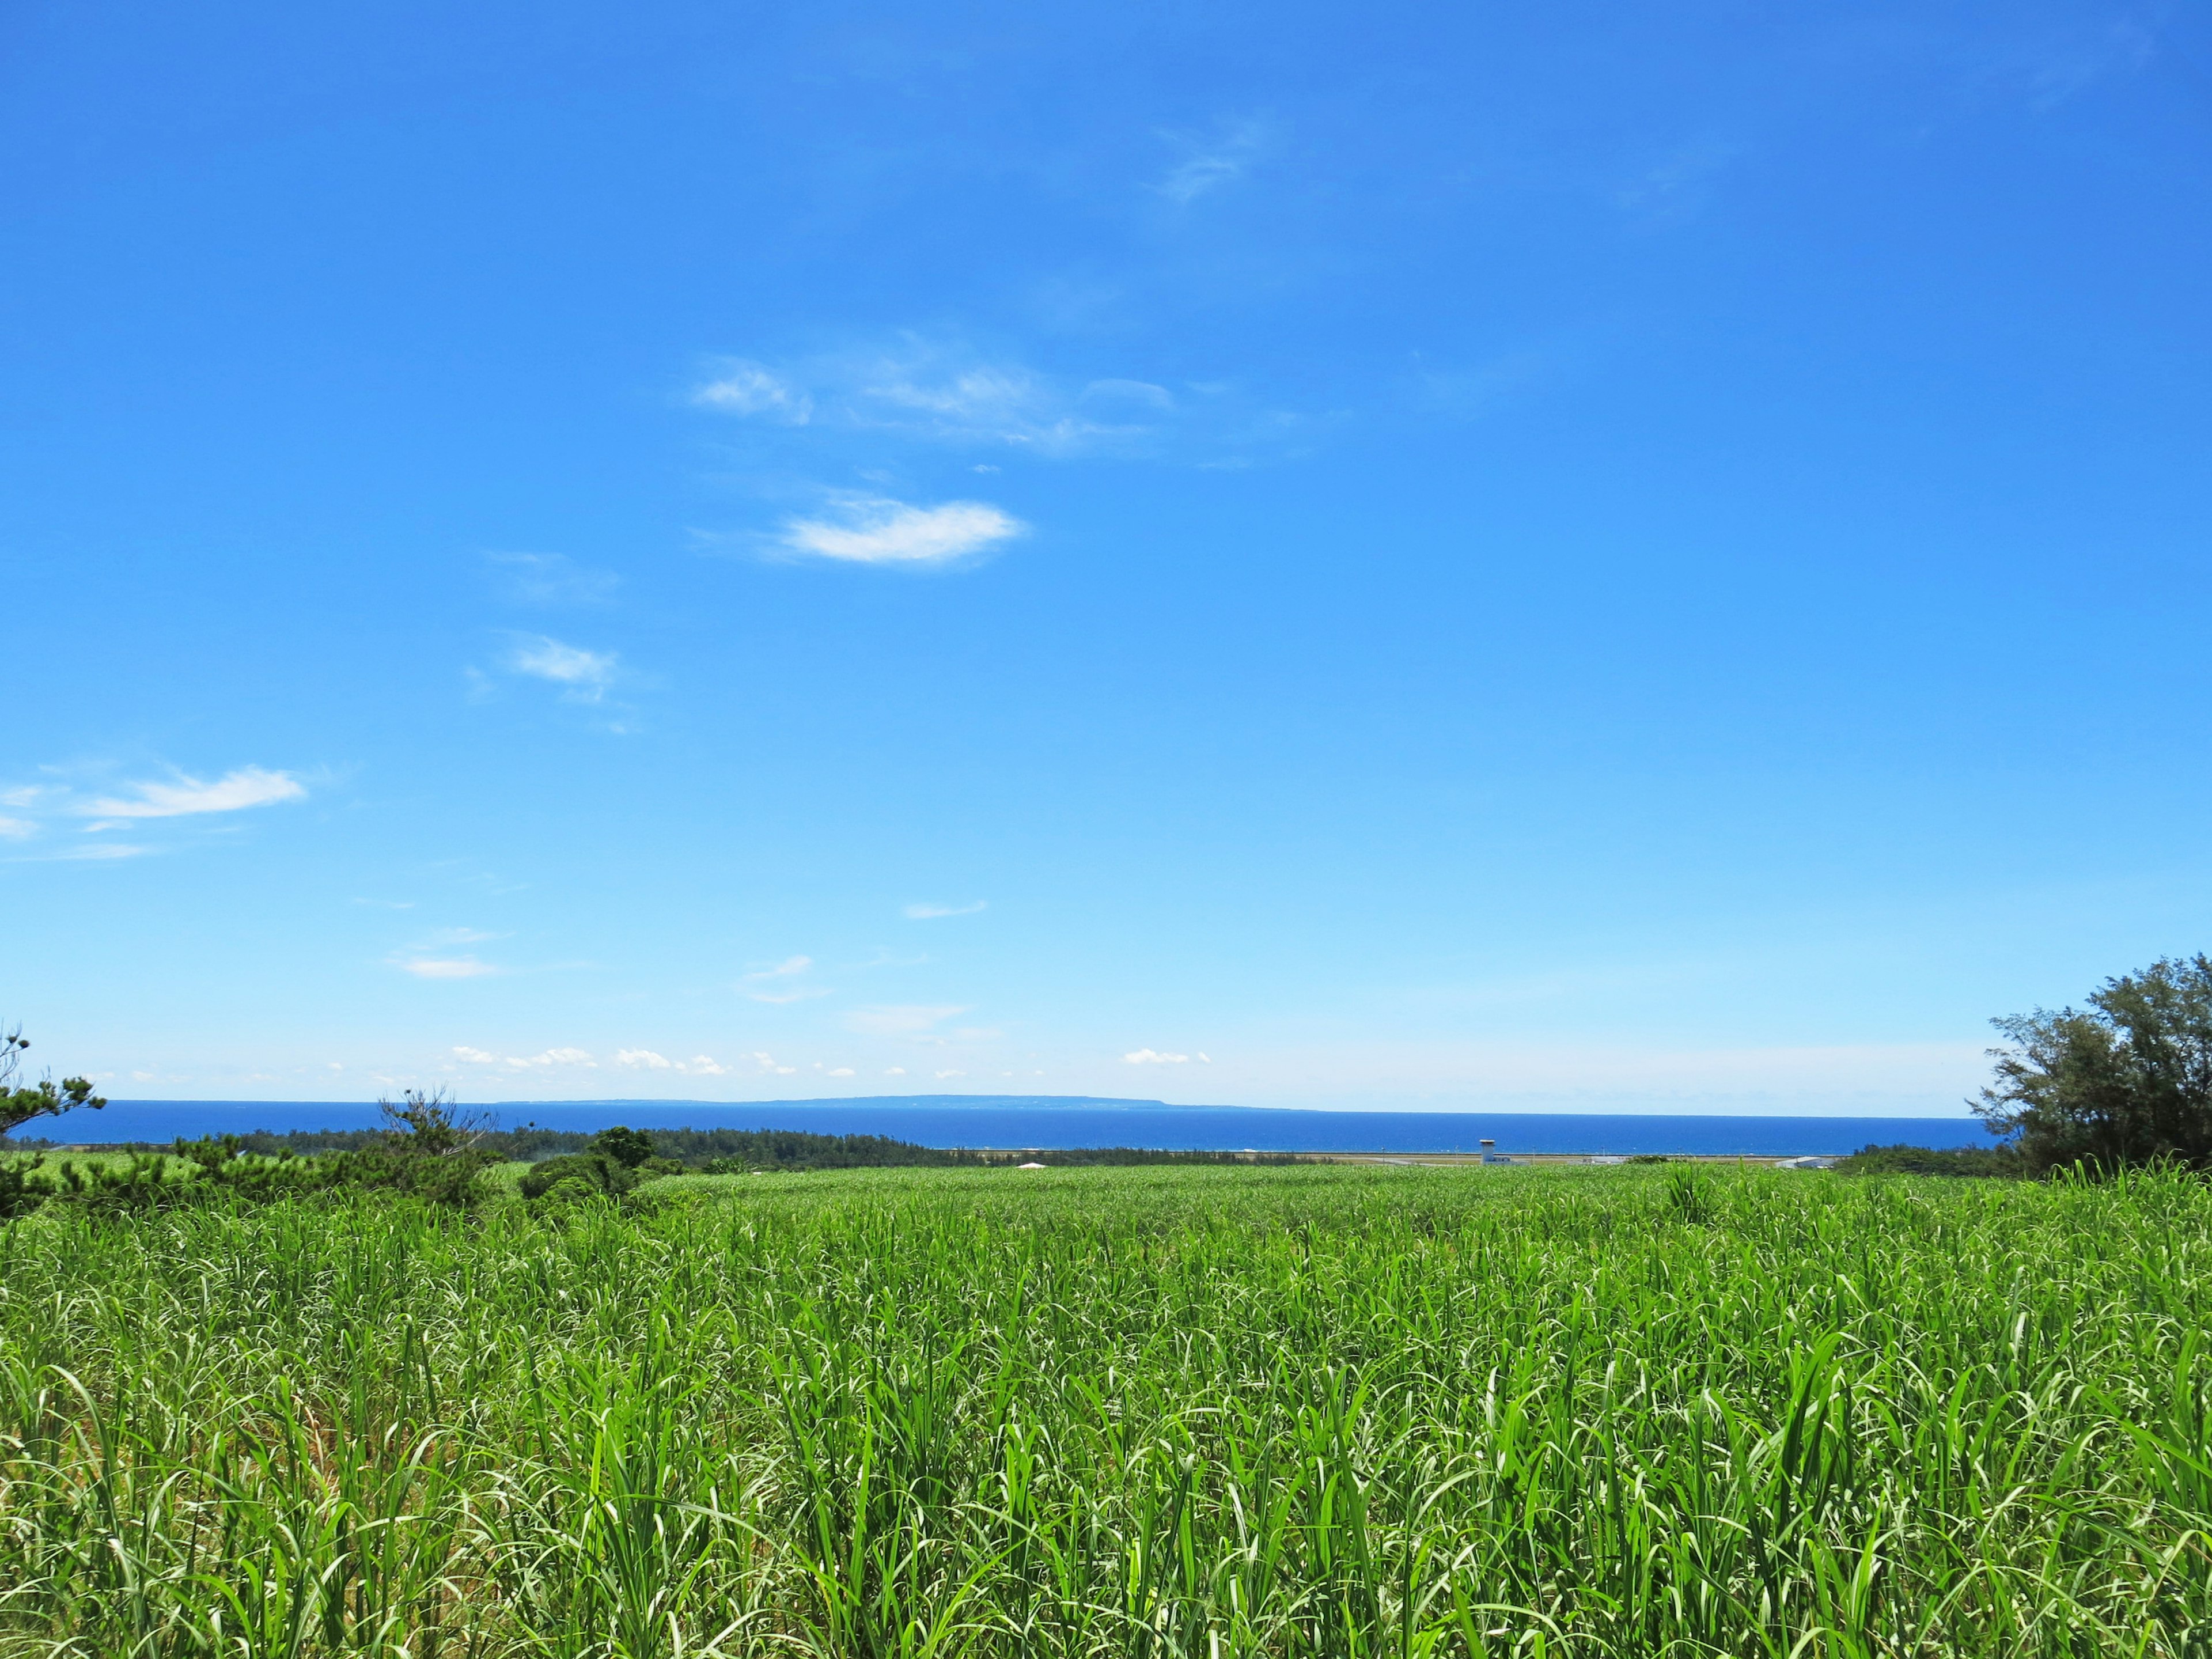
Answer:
top-left (1835, 1142), bottom-right (2021, 1178)
top-left (518, 1127), bottom-right (680, 1206)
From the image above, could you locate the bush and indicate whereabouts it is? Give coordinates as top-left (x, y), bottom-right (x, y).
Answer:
top-left (518, 1127), bottom-right (680, 1206)
top-left (1834, 1142), bottom-right (2021, 1178)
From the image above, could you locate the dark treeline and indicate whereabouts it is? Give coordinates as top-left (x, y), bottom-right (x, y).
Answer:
top-left (32, 1122), bottom-right (1305, 1171)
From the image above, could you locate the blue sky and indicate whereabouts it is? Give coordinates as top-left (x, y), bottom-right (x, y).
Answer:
top-left (5, 1), bottom-right (2206, 1114)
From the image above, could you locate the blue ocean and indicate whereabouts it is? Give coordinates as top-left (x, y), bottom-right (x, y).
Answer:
top-left (18, 1094), bottom-right (2000, 1157)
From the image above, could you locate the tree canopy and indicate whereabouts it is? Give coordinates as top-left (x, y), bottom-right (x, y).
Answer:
top-left (0, 1026), bottom-right (105, 1139)
top-left (1977, 955), bottom-right (2212, 1175)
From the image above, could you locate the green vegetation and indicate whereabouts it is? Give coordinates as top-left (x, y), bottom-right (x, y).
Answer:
top-left (0, 1089), bottom-right (497, 1219)
top-left (0, 1022), bottom-right (104, 1139)
top-left (5, 1160), bottom-right (2212, 1655)
top-left (1831, 1143), bottom-right (2021, 1178)
top-left (1979, 952), bottom-right (2212, 1175)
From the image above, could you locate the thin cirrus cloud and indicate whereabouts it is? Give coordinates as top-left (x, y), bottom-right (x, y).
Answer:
top-left (82, 766), bottom-right (306, 820)
top-left (692, 342), bottom-right (1169, 458)
top-left (846, 1005), bottom-right (967, 1037)
top-left (742, 955), bottom-right (828, 1004)
top-left (487, 552), bottom-right (620, 607)
top-left (693, 360), bottom-right (813, 423)
top-left (1157, 119), bottom-right (1270, 203)
top-left (688, 338), bottom-right (1313, 487)
top-left (775, 497), bottom-right (1024, 567)
top-left (506, 635), bottom-right (618, 700)
top-left (903, 900), bottom-right (987, 920)
top-left (1124, 1048), bottom-right (1214, 1065)
top-left (402, 957), bottom-right (498, 980)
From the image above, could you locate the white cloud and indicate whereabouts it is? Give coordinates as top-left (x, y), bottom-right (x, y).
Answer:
top-left (1083, 378), bottom-right (1175, 410)
top-left (935, 1069), bottom-right (965, 1079)
top-left (402, 957), bottom-right (498, 979)
top-left (685, 335), bottom-right (1301, 467)
top-left (743, 955), bottom-right (827, 1004)
top-left (615, 1048), bottom-right (731, 1075)
top-left (507, 636), bottom-right (618, 699)
top-left (749, 1051), bottom-right (798, 1075)
top-left (511, 1048), bottom-right (596, 1069)
top-left (692, 359), bottom-right (812, 422)
top-left (82, 766), bottom-right (305, 820)
top-left (828, 1067), bottom-right (854, 1077)
top-left (453, 1046), bottom-right (501, 1064)
top-left (847, 1005), bottom-right (967, 1037)
top-left (903, 900), bottom-right (987, 920)
top-left (777, 497), bottom-right (1024, 567)
top-left (1158, 120), bottom-right (1268, 203)
top-left (0, 817), bottom-right (34, 839)
top-left (1124, 1048), bottom-right (1190, 1065)
top-left (692, 339), bottom-right (1141, 454)
top-left (53, 843), bottom-right (152, 861)
top-left (885, 1066), bottom-right (907, 1075)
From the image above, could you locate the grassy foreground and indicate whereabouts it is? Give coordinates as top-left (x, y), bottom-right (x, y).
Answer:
top-left (2, 1164), bottom-right (2210, 1657)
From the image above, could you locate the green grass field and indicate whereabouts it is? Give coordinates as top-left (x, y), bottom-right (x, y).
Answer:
top-left (3, 1161), bottom-right (2210, 1656)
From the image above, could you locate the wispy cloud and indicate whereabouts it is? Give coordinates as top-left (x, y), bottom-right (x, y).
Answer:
top-left (0, 817), bottom-right (35, 840)
top-left (487, 552), bottom-right (620, 607)
top-left (402, 957), bottom-right (498, 979)
top-left (1615, 138), bottom-right (1738, 225)
top-left (742, 955), bottom-right (828, 1004)
top-left (689, 336), bottom-right (1316, 469)
top-left (903, 900), bottom-right (987, 920)
top-left (692, 360), bottom-right (813, 422)
top-left (1157, 120), bottom-right (1269, 203)
top-left (846, 1005), bottom-right (967, 1037)
top-left (83, 766), bottom-right (305, 820)
top-left (1124, 1048), bottom-right (1213, 1065)
top-left (506, 636), bottom-right (619, 700)
top-left (776, 497), bottom-right (1024, 567)
top-left (696, 342), bottom-right (1133, 455)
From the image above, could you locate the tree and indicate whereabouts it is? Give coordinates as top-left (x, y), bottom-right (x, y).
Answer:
top-left (517, 1125), bottom-right (678, 1205)
top-left (1976, 955), bottom-right (2212, 1175)
top-left (0, 1024), bottom-right (105, 1139)
top-left (324, 1087), bottom-right (498, 1206)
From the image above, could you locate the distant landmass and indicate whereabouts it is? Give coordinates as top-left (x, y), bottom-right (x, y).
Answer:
top-left (16, 1094), bottom-right (1995, 1158)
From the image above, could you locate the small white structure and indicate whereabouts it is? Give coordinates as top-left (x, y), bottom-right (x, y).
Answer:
top-left (1015, 1161), bottom-right (1049, 1170)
